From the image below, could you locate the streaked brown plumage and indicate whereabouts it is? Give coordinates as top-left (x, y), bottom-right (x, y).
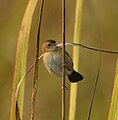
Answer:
top-left (42, 39), bottom-right (83, 82)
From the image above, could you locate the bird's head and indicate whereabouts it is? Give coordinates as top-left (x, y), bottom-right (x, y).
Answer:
top-left (42, 39), bottom-right (57, 53)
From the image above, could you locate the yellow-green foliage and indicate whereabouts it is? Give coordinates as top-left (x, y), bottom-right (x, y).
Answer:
top-left (69, 0), bottom-right (83, 120)
top-left (10, 0), bottom-right (39, 119)
top-left (108, 57), bottom-right (118, 120)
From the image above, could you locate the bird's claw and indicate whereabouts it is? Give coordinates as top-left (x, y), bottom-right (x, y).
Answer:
top-left (61, 85), bottom-right (68, 90)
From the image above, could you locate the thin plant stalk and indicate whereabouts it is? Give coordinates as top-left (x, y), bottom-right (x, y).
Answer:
top-left (15, 54), bottom-right (44, 102)
top-left (108, 57), bottom-right (118, 120)
top-left (62, 0), bottom-right (66, 120)
top-left (69, 0), bottom-right (83, 120)
top-left (30, 0), bottom-right (44, 120)
top-left (87, 40), bottom-right (101, 120)
top-left (57, 42), bottom-right (118, 55)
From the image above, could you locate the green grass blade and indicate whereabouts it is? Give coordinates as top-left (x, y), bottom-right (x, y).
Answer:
top-left (108, 57), bottom-right (118, 120)
top-left (10, 0), bottom-right (39, 119)
top-left (69, 0), bottom-right (83, 120)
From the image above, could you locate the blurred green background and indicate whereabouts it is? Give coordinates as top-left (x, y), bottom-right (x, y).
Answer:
top-left (0, 0), bottom-right (118, 120)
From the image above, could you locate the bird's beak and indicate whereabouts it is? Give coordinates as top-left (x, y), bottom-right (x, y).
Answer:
top-left (56, 43), bottom-right (62, 47)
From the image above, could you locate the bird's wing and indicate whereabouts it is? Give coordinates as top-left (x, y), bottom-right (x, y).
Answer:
top-left (56, 46), bottom-right (73, 71)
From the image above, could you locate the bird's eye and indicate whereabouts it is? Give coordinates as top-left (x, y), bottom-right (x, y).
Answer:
top-left (48, 43), bottom-right (51, 46)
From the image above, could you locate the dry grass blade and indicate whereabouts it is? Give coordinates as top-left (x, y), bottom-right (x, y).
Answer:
top-left (108, 57), bottom-right (118, 120)
top-left (16, 102), bottom-right (21, 120)
top-left (30, 0), bottom-right (44, 120)
top-left (10, 0), bottom-right (40, 119)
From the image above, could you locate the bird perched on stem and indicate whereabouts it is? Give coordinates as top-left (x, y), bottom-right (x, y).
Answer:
top-left (42, 39), bottom-right (83, 82)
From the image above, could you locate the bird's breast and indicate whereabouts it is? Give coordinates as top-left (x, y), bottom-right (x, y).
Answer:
top-left (43, 52), bottom-right (62, 76)
top-left (43, 50), bottom-right (73, 77)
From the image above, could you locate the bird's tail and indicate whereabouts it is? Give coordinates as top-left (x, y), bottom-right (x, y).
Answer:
top-left (68, 70), bottom-right (83, 83)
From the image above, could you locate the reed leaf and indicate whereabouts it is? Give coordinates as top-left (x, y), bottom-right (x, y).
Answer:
top-left (108, 57), bottom-right (118, 120)
top-left (69, 0), bottom-right (83, 120)
top-left (10, 0), bottom-right (39, 119)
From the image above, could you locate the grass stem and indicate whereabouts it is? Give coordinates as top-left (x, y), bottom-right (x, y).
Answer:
top-left (62, 0), bottom-right (66, 120)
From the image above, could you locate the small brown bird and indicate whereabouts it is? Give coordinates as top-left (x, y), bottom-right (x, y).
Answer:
top-left (42, 39), bottom-right (83, 82)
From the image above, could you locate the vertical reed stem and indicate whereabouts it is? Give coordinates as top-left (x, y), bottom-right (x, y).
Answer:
top-left (69, 0), bottom-right (83, 120)
top-left (30, 0), bottom-right (44, 120)
top-left (62, 0), bottom-right (66, 120)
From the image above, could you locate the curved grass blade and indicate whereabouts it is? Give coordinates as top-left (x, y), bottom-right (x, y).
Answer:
top-left (15, 54), bottom-right (44, 101)
top-left (10, 0), bottom-right (40, 119)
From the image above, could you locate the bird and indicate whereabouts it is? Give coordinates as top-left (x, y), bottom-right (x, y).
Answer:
top-left (41, 39), bottom-right (83, 83)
